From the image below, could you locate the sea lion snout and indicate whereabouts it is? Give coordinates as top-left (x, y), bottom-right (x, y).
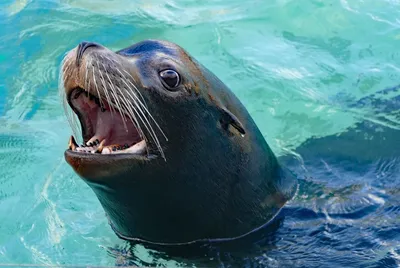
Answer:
top-left (75, 41), bottom-right (102, 67)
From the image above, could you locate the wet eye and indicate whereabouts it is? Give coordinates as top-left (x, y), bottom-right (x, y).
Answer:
top-left (159, 69), bottom-right (180, 90)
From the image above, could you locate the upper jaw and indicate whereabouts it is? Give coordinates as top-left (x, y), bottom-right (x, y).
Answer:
top-left (65, 87), bottom-right (153, 159)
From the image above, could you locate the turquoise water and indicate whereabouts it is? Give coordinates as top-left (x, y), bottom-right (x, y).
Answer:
top-left (0, 0), bottom-right (400, 267)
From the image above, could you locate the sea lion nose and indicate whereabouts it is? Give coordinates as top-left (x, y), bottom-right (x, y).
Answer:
top-left (76, 41), bottom-right (101, 67)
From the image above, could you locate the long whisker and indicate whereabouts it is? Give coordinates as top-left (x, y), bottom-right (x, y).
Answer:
top-left (116, 75), bottom-right (166, 158)
top-left (108, 86), bottom-right (147, 142)
top-left (89, 59), bottom-right (105, 111)
top-left (111, 85), bottom-right (145, 141)
top-left (123, 84), bottom-right (165, 159)
top-left (62, 58), bottom-right (74, 84)
top-left (101, 61), bottom-right (158, 148)
top-left (97, 58), bottom-right (164, 157)
top-left (118, 69), bottom-right (168, 141)
top-left (95, 59), bottom-right (116, 117)
top-left (59, 51), bottom-right (168, 160)
top-left (59, 55), bottom-right (81, 140)
top-left (87, 60), bottom-right (91, 96)
top-left (97, 56), bottom-right (166, 158)
top-left (84, 59), bottom-right (90, 94)
top-left (100, 62), bottom-right (128, 132)
top-left (117, 85), bottom-right (159, 151)
top-left (121, 69), bottom-right (147, 106)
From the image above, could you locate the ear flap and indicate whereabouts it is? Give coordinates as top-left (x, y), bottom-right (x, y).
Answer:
top-left (219, 107), bottom-right (246, 135)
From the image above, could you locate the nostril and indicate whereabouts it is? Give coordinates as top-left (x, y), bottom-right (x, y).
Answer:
top-left (76, 41), bottom-right (100, 67)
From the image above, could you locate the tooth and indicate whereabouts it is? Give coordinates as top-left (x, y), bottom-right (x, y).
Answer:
top-left (87, 137), bottom-right (102, 146)
top-left (68, 136), bottom-right (78, 151)
top-left (95, 140), bottom-right (106, 153)
top-left (100, 144), bottom-right (120, 152)
top-left (102, 147), bottom-right (111, 154)
top-left (111, 140), bottom-right (146, 154)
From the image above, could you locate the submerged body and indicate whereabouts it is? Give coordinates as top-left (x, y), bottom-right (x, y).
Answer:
top-left (60, 40), bottom-right (298, 245)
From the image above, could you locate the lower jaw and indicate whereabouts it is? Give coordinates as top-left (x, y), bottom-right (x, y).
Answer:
top-left (64, 145), bottom-right (153, 182)
top-left (68, 135), bottom-right (147, 155)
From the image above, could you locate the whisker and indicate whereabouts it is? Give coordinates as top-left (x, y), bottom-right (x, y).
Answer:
top-left (105, 67), bottom-right (158, 147)
top-left (116, 94), bottom-right (145, 141)
top-left (112, 93), bottom-right (147, 143)
top-left (119, 88), bottom-right (159, 150)
top-left (98, 56), bottom-right (165, 158)
top-left (62, 59), bottom-right (73, 83)
top-left (62, 56), bottom-right (74, 75)
top-left (92, 60), bottom-right (106, 111)
top-left (100, 62), bottom-right (128, 132)
top-left (121, 69), bottom-right (147, 106)
top-left (87, 60), bottom-right (91, 95)
top-left (89, 59), bottom-right (105, 110)
top-left (116, 75), bottom-right (166, 158)
top-left (118, 69), bottom-right (168, 141)
top-left (124, 87), bottom-right (165, 159)
top-left (59, 56), bottom-right (82, 141)
top-left (98, 58), bottom-right (160, 155)
top-left (58, 51), bottom-right (168, 159)
top-left (95, 59), bottom-right (116, 117)
top-left (84, 59), bottom-right (90, 94)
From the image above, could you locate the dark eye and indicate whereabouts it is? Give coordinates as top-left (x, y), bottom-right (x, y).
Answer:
top-left (159, 69), bottom-right (180, 89)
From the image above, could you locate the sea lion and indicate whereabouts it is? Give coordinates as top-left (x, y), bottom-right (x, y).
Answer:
top-left (59, 39), bottom-right (298, 245)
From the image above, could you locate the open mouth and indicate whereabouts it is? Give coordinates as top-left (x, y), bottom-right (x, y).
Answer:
top-left (67, 87), bottom-right (147, 156)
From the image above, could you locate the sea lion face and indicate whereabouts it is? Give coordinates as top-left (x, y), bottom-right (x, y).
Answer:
top-left (61, 40), bottom-right (245, 181)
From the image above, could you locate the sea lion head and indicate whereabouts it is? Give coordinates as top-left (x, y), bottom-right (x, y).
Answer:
top-left (60, 39), bottom-right (296, 244)
top-left (61, 39), bottom-right (250, 180)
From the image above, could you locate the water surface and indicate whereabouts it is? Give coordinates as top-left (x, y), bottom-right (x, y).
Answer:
top-left (0, 0), bottom-right (399, 267)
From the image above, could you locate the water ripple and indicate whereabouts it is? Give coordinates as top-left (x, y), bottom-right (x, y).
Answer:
top-left (1, 0), bottom-right (400, 267)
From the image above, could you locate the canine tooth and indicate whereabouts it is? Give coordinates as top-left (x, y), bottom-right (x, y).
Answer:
top-left (68, 136), bottom-right (78, 151)
top-left (95, 140), bottom-right (106, 153)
